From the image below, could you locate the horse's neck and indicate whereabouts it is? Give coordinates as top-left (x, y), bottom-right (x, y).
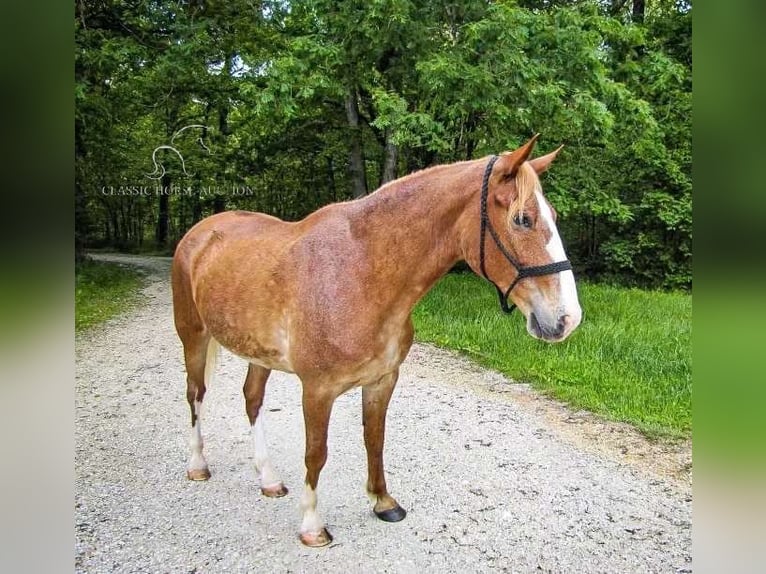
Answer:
top-left (350, 162), bottom-right (482, 307)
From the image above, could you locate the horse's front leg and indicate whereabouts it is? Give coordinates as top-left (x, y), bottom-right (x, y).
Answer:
top-left (298, 385), bottom-right (335, 547)
top-left (363, 369), bottom-right (406, 522)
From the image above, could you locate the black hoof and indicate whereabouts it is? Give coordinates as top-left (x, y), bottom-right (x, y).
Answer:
top-left (374, 505), bottom-right (407, 522)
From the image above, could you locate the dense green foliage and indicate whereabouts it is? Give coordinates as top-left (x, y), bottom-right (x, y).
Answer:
top-left (75, 260), bottom-right (144, 331)
top-left (76, 0), bottom-right (691, 288)
top-left (413, 272), bottom-right (691, 437)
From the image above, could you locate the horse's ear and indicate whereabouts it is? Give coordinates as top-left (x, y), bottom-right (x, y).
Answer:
top-left (528, 145), bottom-right (564, 174)
top-left (493, 134), bottom-right (539, 182)
top-left (491, 134), bottom-right (539, 207)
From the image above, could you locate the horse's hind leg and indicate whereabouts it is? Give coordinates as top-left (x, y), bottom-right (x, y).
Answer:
top-left (184, 336), bottom-right (218, 480)
top-left (243, 363), bottom-right (287, 498)
top-left (298, 385), bottom-right (336, 547)
top-left (363, 369), bottom-right (406, 522)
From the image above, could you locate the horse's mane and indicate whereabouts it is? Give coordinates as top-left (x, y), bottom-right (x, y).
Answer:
top-left (362, 156), bottom-right (541, 222)
top-left (510, 161), bottom-right (541, 221)
top-left (367, 159), bottom-right (477, 197)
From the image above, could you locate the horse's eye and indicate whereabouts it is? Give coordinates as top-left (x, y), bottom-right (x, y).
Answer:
top-left (513, 214), bottom-right (532, 228)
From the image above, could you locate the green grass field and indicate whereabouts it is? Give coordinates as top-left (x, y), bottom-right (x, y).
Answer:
top-left (75, 260), bottom-right (144, 332)
top-left (412, 273), bottom-right (691, 438)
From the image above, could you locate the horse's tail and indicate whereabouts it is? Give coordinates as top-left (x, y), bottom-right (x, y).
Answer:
top-left (204, 338), bottom-right (219, 389)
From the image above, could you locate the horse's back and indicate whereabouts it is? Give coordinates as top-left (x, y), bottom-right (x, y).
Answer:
top-left (174, 210), bottom-right (290, 280)
top-left (175, 209), bottom-right (282, 259)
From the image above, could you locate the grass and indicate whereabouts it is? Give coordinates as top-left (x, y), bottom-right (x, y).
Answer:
top-left (75, 259), bottom-right (145, 332)
top-left (412, 273), bottom-right (691, 439)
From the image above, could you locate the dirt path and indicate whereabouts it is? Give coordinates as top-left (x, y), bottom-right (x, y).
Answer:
top-left (76, 254), bottom-right (691, 573)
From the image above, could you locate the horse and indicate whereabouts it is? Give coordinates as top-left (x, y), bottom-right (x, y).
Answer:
top-left (171, 134), bottom-right (582, 547)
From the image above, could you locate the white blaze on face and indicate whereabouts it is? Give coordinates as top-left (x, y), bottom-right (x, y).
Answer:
top-left (535, 190), bottom-right (582, 328)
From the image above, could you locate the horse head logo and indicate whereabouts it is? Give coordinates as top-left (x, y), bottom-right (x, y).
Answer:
top-left (146, 124), bottom-right (212, 180)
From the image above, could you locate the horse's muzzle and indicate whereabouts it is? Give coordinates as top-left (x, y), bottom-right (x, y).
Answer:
top-left (528, 311), bottom-right (579, 342)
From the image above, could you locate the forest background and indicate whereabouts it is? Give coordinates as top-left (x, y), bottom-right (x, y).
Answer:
top-left (75, 0), bottom-right (691, 289)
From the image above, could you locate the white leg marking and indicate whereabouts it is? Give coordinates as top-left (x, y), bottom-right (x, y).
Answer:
top-left (187, 340), bottom-right (217, 475)
top-left (251, 411), bottom-right (282, 488)
top-left (188, 400), bottom-right (207, 471)
top-left (535, 190), bottom-right (582, 325)
top-left (300, 484), bottom-right (325, 534)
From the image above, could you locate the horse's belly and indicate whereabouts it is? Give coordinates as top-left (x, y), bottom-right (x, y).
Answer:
top-left (214, 330), bottom-right (295, 373)
top-left (203, 307), bottom-right (295, 373)
top-left (233, 348), bottom-right (294, 373)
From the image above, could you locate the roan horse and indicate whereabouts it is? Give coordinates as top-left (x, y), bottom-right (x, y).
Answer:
top-left (171, 135), bottom-right (582, 547)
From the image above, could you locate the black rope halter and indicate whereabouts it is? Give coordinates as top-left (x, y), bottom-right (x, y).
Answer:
top-left (479, 155), bottom-right (573, 314)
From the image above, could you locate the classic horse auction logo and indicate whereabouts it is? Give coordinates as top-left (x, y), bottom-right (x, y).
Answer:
top-left (100, 124), bottom-right (252, 197)
top-left (145, 124), bottom-right (211, 180)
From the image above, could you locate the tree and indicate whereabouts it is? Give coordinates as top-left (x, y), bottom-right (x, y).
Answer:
top-left (75, 0), bottom-right (692, 288)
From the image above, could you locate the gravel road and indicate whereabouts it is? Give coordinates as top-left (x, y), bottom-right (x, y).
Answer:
top-left (76, 254), bottom-right (691, 573)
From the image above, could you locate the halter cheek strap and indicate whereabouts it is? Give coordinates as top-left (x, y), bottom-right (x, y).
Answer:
top-left (478, 155), bottom-right (573, 314)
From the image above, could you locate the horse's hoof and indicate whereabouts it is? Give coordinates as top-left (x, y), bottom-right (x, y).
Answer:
top-left (374, 504), bottom-right (407, 522)
top-left (261, 483), bottom-right (289, 498)
top-left (186, 468), bottom-right (211, 481)
top-left (299, 528), bottom-right (333, 547)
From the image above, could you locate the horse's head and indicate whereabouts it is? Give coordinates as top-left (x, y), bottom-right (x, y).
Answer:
top-left (468, 135), bottom-right (582, 342)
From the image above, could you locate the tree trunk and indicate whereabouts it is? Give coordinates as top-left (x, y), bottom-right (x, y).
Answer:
top-left (119, 199), bottom-right (129, 245)
top-left (632, 0), bottom-right (645, 23)
top-left (610, 0), bottom-right (629, 17)
top-left (464, 111), bottom-right (478, 160)
top-left (381, 127), bottom-right (398, 184)
top-left (157, 104), bottom-right (178, 249)
top-left (326, 156), bottom-right (337, 201)
top-left (345, 86), bottom-right (368, 198)
top-left (105, 208), bottom-right (114, 244)
top-left (213, 194), bottom-right (226, 213)
top-left (219, 106), bottom-right (230, 137)
top-left (137, 201), bottom-right (144, 247)
top-left (111, 209), bottom-right (119, 246)
top-left (157, 173), bottom-right (170, 247)
top-left (192, 190), bottom-right (202, 223)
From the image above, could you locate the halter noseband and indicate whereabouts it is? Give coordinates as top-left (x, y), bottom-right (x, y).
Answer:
top-left (479, 155), bottom-right (573, 314)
